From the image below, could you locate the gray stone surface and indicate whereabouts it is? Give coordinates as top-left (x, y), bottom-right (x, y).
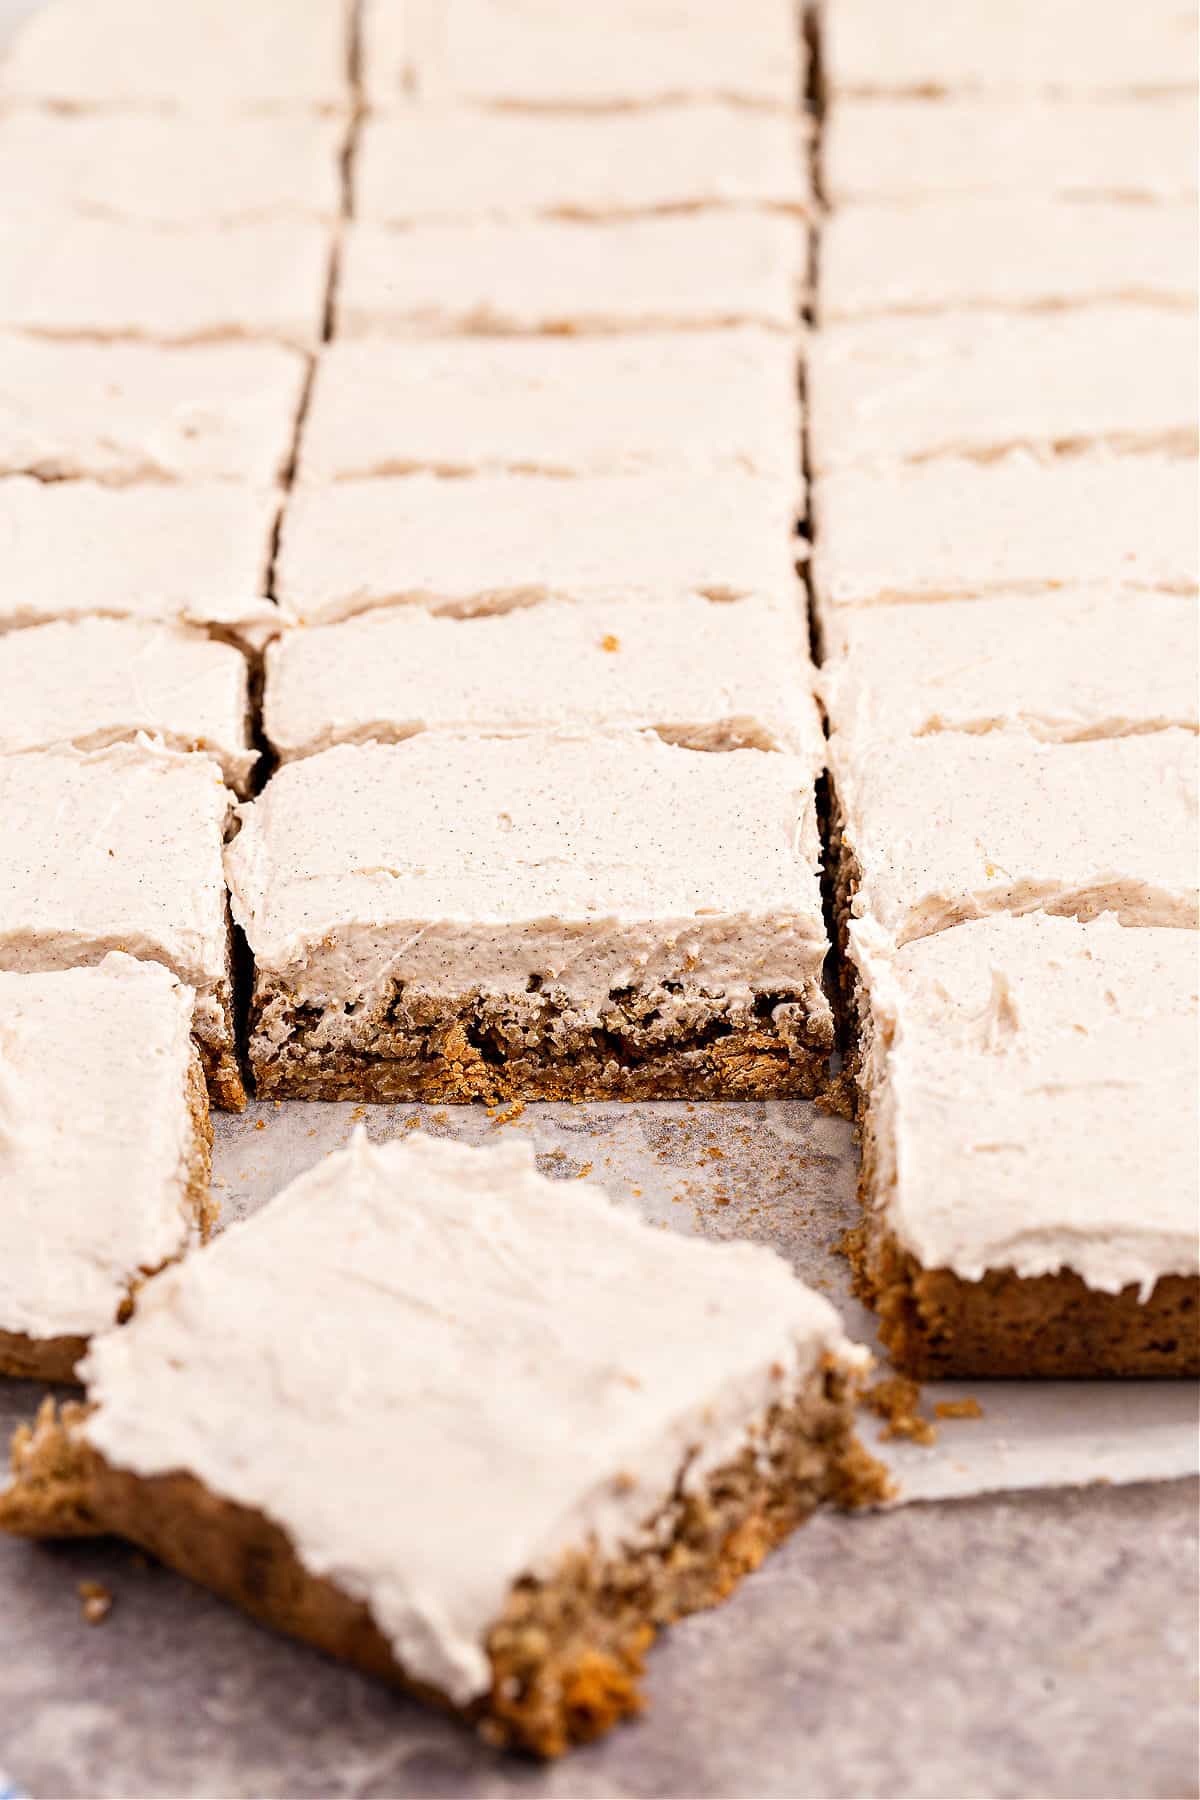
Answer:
top-left (0, 1477), bottom-right (1196, 1799)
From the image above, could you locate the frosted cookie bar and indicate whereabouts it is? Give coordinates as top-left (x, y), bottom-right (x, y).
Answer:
top-left (822, 0), bottom-right (1198, 97)
top-left (848, 915), bottom-right (1199, 1378)
top-left (819, 202), bottom-right (1196, 321)
top-left (0, 478), bottom-right (278, 640)
top-left (263, 595), bottom-right (817, 761)
top-left (807, 309), bottom-right (1197, 473)
top-left (297, 333), bottom-right (801, 483)
top-left (828, 728), bottom-right (1198, 949)
top-left (823, 98), bottom-right (1199, 202)
top-left (354, 106), bottom-right (809, 223)
top-left (0, 1132), bottom-right (878, 1753)
top-left (0, 114), bottom-right (343, 225)
top-left (0, 339), bottom-right (307, 485)
top-left (336, 216), bottom-right (803, 336)
top-left (0, 0), bottom-right (352, 113)
top-left (0, 620), bottom-right (257, 794)
top-left (821, 591), bottom-right (1199, 744)
top-left (276, 473), bottom-right (800, 627)
top-left (226, 735), bottom-right (834, 1102)
top-left (0, 742), bottom-right (243, 1108)
top-left (0, 956), bottom-right (213, 1383)
top-left (364, 0), bottom-right (803, 111)
top-left (810, 455), bottom-right (1198, 616)
top-left (0, 216), bottom-right (331, 351)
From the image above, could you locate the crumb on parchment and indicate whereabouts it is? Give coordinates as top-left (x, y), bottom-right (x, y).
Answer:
top-left (863, 1376), bottom-right (937, 1446)
top-left (934, 1396), bottom-right (984, 1421)
top-left (78, 1580), bottom-right (113, 1625)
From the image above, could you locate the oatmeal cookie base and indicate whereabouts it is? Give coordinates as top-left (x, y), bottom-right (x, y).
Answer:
top-left (248, 978), bottom-right (835, 1104)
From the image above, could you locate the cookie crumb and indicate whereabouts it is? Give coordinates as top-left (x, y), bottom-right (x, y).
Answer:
top-left (934, 1396), bottom-right (984, 1421)
top-left (78, 1580), bottom-right (113, 1626)
top-left (863, 1376), bottom-right (937, 1446)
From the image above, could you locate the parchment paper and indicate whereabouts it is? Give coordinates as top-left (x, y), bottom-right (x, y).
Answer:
top-left (213, 1096), bottom-right (1200, 1501)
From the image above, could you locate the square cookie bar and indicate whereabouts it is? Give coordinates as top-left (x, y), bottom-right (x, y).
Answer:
top-left (821, 590), bottom-right (1198, 743)
top-left (821, 0), bottom-right (1198, 97)
top-left (0, 1132), bottom-right (878, 1753)
top-left (275, 473), bottom-right (800, 627)
top-left (262, 594), bottom-right (817, 760)
top-left (0, 619), bottom-right (257, 793)
top-left (226, 734), bottom-right (834, 1101)
top-left (0, 955), bottom-right (213, 1382)
top-left (0, 339), bottom-right (307, 484)
top-left (0, 215), bottom-right (332, 351)
top-left (828, 728), bottom-right (1198, 949)
top-left (807, 308), bottom-right (1197, 472)
top-left (336, 215), bottom-right (804, 336)
top-left (0, 742), bottom-right (243, 1108)
top-left (823, 98), bottom-right (1199, 202)
top-left (0, 113), bottom-right (343, 225)
top-left (354, 106), bottom-right (809, 223)
top-left (0, 478), bottom-right (278, 640)
top-left (848, 914), bottom-right (1199, 1377)
top-left (819, 201), bottom-right (1196, 321)
top-left (810, 455), bottom-right (1198, 616)
top-left (363, 0), bottom-right (803, 110)
top-left (296, 332), bottom-right (801, 482)
top-left (0, 0), bottom-right (352, 112)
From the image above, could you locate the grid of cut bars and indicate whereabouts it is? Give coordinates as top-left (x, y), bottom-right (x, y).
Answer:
top-left (0, 0), bottom-right (1195, 1383)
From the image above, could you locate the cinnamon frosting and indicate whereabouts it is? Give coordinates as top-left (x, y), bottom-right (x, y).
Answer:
top-left (821, 590), bottom-right (1198, 744)
top-left (0, 112), bottom-right (342, 225)
top-left (822, 0), bottom-right (1198, 97)
top-left (856, 913), bottom-right (1199, 1294)
top-left (276, 472), bottom-right (801, 628)
top-left (0, 619), bottom-right (257, 793)
top-left (811, 454), bottom-right (1198, 611)
top-left (264, 594), bottom-right (819, 761)
top-left (364, 0), bottom-right (803, 111)
top-left (336, 215), bottom-right (804, 337)
top-left (820, 200), bottom-right (1196, 321)
top-left (0, 477), bottom-right (279, 640)
top-left (832, 728), bottom-right (1199, 947)
top-left (0, 0), bottom-right (352, 113)
top-left (297, 331), bottom-right (802, 484)
top-left (355, 106), bottom-right (809, 223)
top-left (0, 213), bottom-right (332, 351)
top-left (226, 732), bottom-right (831, 1020)
top-left (0, 740), bottom-right (235, 1044)
top-left (807, 308), bottom-right (1197, 472)
top-left (824, 97), bottom-right (1199, 201)
top-left (0, 337), bottom-right (308, 485)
